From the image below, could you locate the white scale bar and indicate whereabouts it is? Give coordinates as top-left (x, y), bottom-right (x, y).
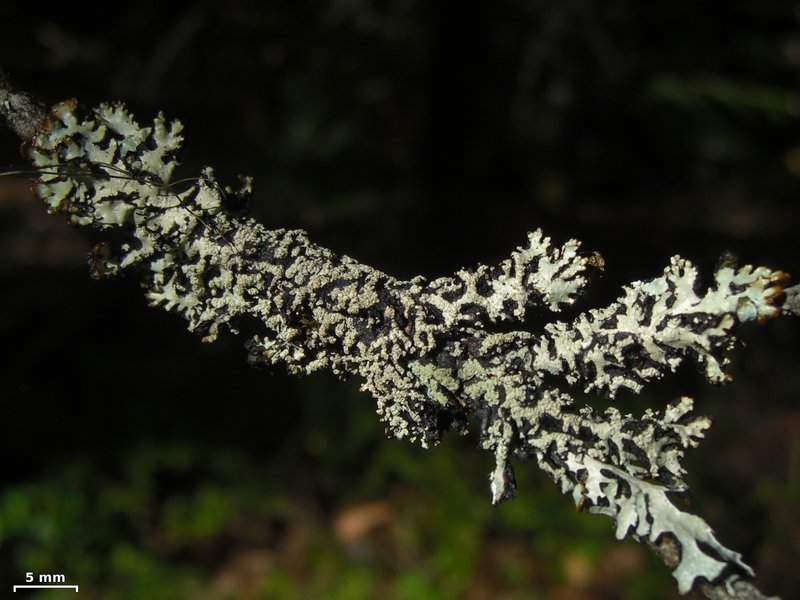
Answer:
top-left (13, 585), bottom-right (79, 591)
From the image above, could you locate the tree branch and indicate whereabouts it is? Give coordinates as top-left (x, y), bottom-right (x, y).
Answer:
top-left (0, 69), bottom-right (46, 141)
top-left (1, 73), bottom-right (789, 599)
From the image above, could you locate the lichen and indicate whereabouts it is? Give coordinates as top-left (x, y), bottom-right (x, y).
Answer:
top-left (28, 99), bottom-right (792, 595)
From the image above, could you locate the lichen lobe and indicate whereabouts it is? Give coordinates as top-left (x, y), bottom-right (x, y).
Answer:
top-left (29, 100), bottom-right (792, 596)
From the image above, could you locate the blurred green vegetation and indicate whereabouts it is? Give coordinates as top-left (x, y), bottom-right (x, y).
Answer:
top-left (0, 385), bottom-right (678, 600)
top-left (1, 1), bottom-right (799, 598)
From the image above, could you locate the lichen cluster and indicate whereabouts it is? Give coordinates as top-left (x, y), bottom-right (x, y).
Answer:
top-left (28, 100), bottom-right (794, 595)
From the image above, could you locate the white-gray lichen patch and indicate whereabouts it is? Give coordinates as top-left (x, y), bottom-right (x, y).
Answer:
top-left (568, 455), bottom-right (753, 595)
top-left (782, 283), bottom-right (800, 316)
top-left (27, 99), bottom-right (792, 596)
top-left (532, 255), bottom-right (788, 397)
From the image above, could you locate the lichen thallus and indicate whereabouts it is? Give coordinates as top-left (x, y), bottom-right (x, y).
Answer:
top-left (0, 156), bottom-right (246, 255)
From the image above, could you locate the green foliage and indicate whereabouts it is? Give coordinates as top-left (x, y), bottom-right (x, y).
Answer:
top-left (0, 411), bottom-right (675, 598)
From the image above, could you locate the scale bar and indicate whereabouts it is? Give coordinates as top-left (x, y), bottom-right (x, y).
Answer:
top-left (13, 585), bottom-right (79, 591)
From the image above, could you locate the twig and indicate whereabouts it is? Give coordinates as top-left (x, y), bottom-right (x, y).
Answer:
top-left (1, 69), bottom-right (787, 600)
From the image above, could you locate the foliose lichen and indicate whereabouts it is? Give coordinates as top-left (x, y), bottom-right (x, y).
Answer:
top-left (27, 99), bottom-right (793, 595)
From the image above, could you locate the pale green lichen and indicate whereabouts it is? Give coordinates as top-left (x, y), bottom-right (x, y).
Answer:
top-left (570, 454), bottom-right (752, 595)
top-left (28, 99), bottom-right (792, 596)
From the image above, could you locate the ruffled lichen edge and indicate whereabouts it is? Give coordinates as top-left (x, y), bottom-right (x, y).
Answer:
top-left (26, 99), bottom-right (792, 596)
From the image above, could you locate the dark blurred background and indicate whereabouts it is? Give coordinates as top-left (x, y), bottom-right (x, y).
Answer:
top-left (0, 1), bottom-right (799, 599)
